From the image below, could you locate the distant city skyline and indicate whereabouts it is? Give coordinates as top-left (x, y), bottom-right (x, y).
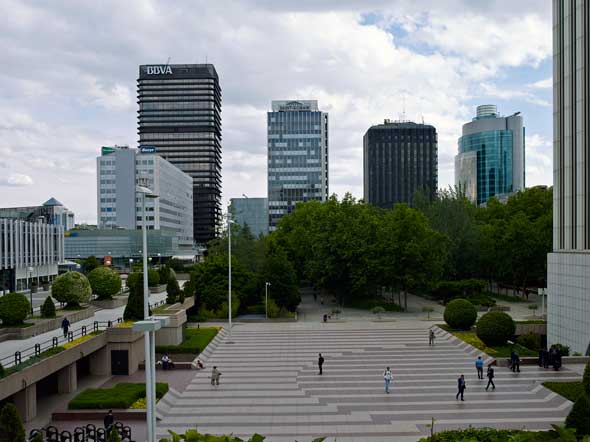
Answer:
top-left (0, 1), bottom-right (552, 223)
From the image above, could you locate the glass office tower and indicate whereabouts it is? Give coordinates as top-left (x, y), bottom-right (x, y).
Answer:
top-left (455, 105), bottom-right (525, 206)
top-left (137, 64), bottom-right (222, 245)
top-left (267, 100), bottom-right (328, 230)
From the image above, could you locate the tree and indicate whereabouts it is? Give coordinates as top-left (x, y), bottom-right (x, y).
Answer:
top-left (0, 403), bottom-right (25, 442)
top-left (52, 271), bottom-right (92, 307)
top-left (87, 267), bottom-right (122, 300)
top-left (0, 293), bottom-right (30, 326)
top-left (260, 245), bottom-right (300, 311)
top-left (583, 361), bottom-right (590, 396)
top-left (166, 276), bottom-right (181, 304)
top-left (123, 272), bottom-right (148, 320)
top-left (84, 255), bottom-right (101, 273)
top-left (159, 266), bottom-right (175, 286)
top-left (40, 296), bottom-right (56, 318)
top-left (566, 393), bottom-right (590, 437)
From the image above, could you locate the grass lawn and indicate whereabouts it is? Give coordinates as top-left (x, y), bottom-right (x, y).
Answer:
top-left (69, 382), bottom-right (168, 409)
top-left (155, 326), bottom-right (220, 354)
top-left (543, 381), bottom-right (584, 402)
top-left (344, 297), bottom-right (404, 312)
top-left (439, 325), bottom-right (537, 358)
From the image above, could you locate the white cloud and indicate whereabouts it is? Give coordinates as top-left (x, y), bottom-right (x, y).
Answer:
top-left (528, 77), bottom-right (552, 89)
top-left (0, 173), bottom-right (33, 187)
top-left (479, 83), bottom-right (551, 107)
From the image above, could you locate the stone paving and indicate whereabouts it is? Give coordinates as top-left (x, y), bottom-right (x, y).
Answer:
top-left (156, 321), bottom-right (580, 442)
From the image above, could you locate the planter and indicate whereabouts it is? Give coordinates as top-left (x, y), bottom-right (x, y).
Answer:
top-left (91, 295), bottom-right (128, 310)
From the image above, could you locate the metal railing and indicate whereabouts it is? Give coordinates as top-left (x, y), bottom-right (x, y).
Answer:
top-left (29, 422), bottom-right (134, 442)
top-left (0, 317), bottom-right (124, 370)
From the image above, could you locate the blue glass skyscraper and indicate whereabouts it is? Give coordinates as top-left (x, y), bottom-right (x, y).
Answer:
top-left (455, 105), bottom-right (525, 206)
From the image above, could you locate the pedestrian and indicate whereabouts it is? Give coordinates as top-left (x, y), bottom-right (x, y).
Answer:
top-left (485, 365), bottom-right (495, 391)
top-left (538, 348), bottom-right (545, 367)
top-left (429, 330), bottom-right (436, 346)
top-left (553, 350), bottom-right (562, 371)
top-left (61, 317), bottom-right (70, 339)
top-left (318, 353), bottom-right (324, 375)
top-left (103, 410), bottom-right (114, 433)
top-left (510, 351), bottom-right (520, 373)
top-left (475, 356), bottom-right (484, 379)
top-left (383, 367), bottom-right (393, 394)
top-left (455, 374), bottom-right (466, 401)
top-left (546, 348), bottom-right (553, 369)
top-left (211, 366), bottom-right (221, 386)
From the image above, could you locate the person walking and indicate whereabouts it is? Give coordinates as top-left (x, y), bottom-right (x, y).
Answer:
top-left (475, 356), bottom-right (484, 379)
top-left (383, 367), bottom-right (393, 394)
top-left (485, 365), bottom-right (496, 391)
top-left (103, 410), bottom-right (114, 433)
top-left (429, 330), bottom-right (436, 346)
top-left (61, 317), bottom-right (70, 339)
top-left (538, 348), bottom-right (546, 367)
top-left (211, 366), bottom-right (221, 386)
top-left (318, 353), bottom-right (325, 375)
top-left (456, 374), bottom-right (466, 401)
top-left (510, 351), bottom-right (521, 373)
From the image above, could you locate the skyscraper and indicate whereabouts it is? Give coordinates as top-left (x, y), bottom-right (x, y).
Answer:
top-left (455, 105), bottom-right (525, 206)
top-left (363, 120), bottom-right (438, 207)
top-left (137, 64), bottom-right (222, 245)
top-left (267, 100), bottom-right (328, 230)
top-left (548, 1), bottom-right (590, 355)
top-left (229, 197), bottom-right (269, 237)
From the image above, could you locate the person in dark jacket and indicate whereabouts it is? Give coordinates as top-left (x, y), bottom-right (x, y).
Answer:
top-left (318, 353), bottom-right (325, 375)
top-left (61, 317), bottom-right (70, 339)
top-left (485, 365), bottom-right (496, 391)
top-left (538, 348), bottom-right (546, 367)
top-left (455, 374), bottom-right (466, 401)
top-left (510, 351), bottom-right (520, 372)
top-left (104, 410), bottom-right (114, 432)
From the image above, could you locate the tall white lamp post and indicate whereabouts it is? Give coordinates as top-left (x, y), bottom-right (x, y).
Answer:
top-left (265, 282), bottom-right (271, 319)
top-left (227, 207), bottom-right (235, 343)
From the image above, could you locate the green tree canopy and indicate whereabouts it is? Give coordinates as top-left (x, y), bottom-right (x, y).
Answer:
top-left (51, 271), bottom-right (92, 307)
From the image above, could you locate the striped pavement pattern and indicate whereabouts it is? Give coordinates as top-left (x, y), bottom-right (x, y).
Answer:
top-left (156, 322), bottom-right (578, 442)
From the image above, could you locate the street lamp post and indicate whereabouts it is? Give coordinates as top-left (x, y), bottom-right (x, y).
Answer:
top-left (265, 282), bottom-right (271, 320)
top-left (227, 209), bottom-right (235, 342)
top-left (136, 185), bottom-right (159, 442)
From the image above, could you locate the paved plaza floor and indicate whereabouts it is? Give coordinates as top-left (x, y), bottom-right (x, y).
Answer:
top-left (156, 320), bottom-right (580, 442)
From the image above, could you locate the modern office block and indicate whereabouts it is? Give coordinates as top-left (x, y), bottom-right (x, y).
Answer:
top-left (230, 197), bottom-right (268, 237)
top-left (137, 64), bottom-right (222, 245)
top-left (97, 145), bottom-right (194, 249)
top-left (547, 0), bottom-right (590, 355)
top-left (0, 198), bottom-right (75, 230)
top-left (363, 120), bottom-right (438, 207)
top-left (0, 218), bottom-right (64, 292)
top-left (455, 105), bottom-right (525, 206)
top-left (267, 100), bottom-right (328, 230)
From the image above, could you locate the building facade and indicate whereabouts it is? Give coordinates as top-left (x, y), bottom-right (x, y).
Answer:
top-left (137, 64), bottom-right (222, 245)
top-left (0, 198), bottom-right (75, 230)
top-left (548, 0), bottom-right (590, 355)
top-left (455, 105), bottom-right (525, 206)
top-left (230, 197), bottom-right (268, 237)
top-left (363, 120), bottom-right (438, 207)
top-left (267, 100), bottom-right (328, 230)
top-left (97, 145), bottom-right (194, 249)
top-left (0, 218), bottom-right (64, 292)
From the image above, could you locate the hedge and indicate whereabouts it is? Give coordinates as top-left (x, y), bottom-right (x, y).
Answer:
top-left (443, 298), bottom-right (477, 330)
top-left (156, 327), bottom-right (219, 354)
top-left (69, 383), bottom-right (169, 409)
top-left (516, 332), bottom-right (541, 350)
top-left (0, 293), bottom-right (30, 326)
top-left (87, 267), bottom-right (121, 300)
top-left (476, 311), bottom-right (515, 346)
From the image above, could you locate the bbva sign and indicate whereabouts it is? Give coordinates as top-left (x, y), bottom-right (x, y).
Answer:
top-left (146, 65), bottom-right (173, 75)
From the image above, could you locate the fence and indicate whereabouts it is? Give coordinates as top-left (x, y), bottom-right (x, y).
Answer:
top-left (29, 422), bottom-right (134, 442)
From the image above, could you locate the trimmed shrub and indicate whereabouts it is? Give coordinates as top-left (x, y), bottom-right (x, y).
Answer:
top-left (148, 269), bottom-right (159, 287)
top-left (565, 393), bottom-right (590, 436)
top-left (443, 298), bottom-right (477, 330)
top-left (52, 271), bottom-right (91, 307)
top-left (0, 293), bottom-right (30, 326)
top-left (88, 267), bottom-right (122, 300)
top-left (178, 289), bottom-right (185, 304)
top-left (476, 311), bottom-right (515, 347)
top-left (0, 403), bottom-right (25, 442)
top-left (158, 266), bottom-right (175, 286)
top-left (123, 273), bottom-right (145, 321)
top-left (107, 428), bottom-right (121, 442)
top-left (166, 277), bottom-right (181, 304)
top-left (84, 256), bottom-right (101, 273)
top-left (516, 332), bottom-right (542, 351)
top-left (40, 296), bottom-right (56, 318)
top-left (583, 361), bottom-right (590, 396)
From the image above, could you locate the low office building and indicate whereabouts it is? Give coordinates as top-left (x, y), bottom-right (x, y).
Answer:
top-left (0, 218), bottom-right (64, 292)
top-left (97, 145), bottom-right (194, 250)
top-left (0, 197), bottom-right (75, 230)
top-left (230, 197), bottom-right (269, 237)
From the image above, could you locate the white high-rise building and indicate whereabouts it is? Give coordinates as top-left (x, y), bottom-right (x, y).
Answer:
top-left (97, 145), bottom-right (194, 249)
top-left (547, 0), bottom-right (590, 355)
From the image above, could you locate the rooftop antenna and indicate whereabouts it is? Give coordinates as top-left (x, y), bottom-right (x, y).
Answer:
top-left (401, 94), bottom-right (407, 121)
top-left (166, 57), bottom-right (171, 65)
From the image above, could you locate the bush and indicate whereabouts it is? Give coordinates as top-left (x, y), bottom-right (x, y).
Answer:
top-left (516, 332), bottom-right (542, 350)
top-left (0, 293), bottom-right (30, 326)
top-left (123, 273), bottom-right (145, 321)
top-left (166, 277), bottom-right (181, 304)
top-left (565, 393), bottom-right (590, 436)
top-left (52, 272), bottom-right (91, 307)
top-left (107, 429), bottom-right (121, 442)
top-left (267, 298), bottom-right (280, 318)
top-left (443, 298), bottom-right (477, 330)
top-left (583, 361), bottom-right (590, 396)
top-left (476, 311), bottom-right (515, 346)
top-left (551, 343), bottom-right (571, 357)
top-left (69, 382), bottom-right (168, 409)
top-left (84, 256), bottom-right (101, 273)
top-left (158, 266), bottom-right (175, 286)
top-left (148, 269), bottom-right (159, 287)
top-left (0, 403), bottom-right (25, 442)
top-left (87, 267), bottom-right (122, 300)
top-left (40, 296), bottom-right (56, 318)
top-left (178, 289), bottom-right (185, 304)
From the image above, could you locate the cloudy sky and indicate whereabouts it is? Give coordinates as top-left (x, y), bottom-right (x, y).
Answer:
top-left (0, 0), bottom-right (552, 223)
